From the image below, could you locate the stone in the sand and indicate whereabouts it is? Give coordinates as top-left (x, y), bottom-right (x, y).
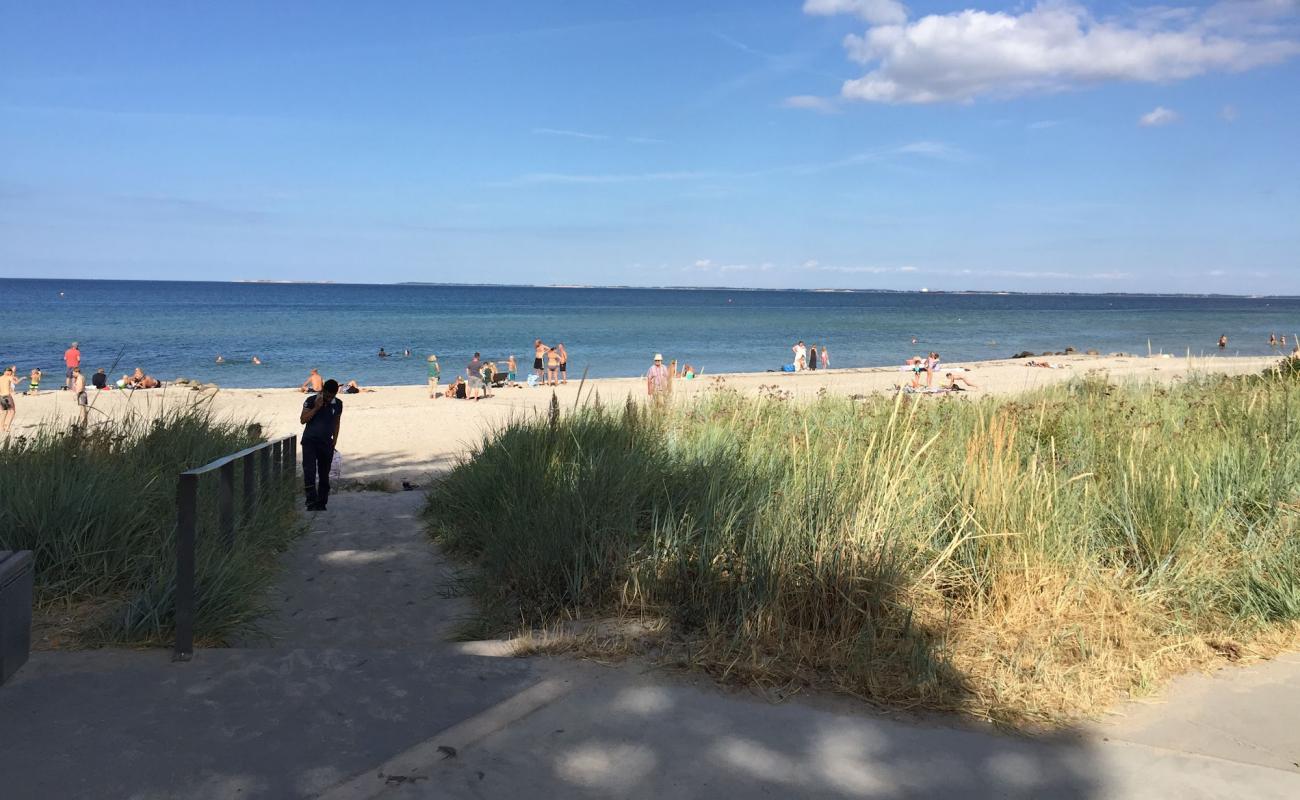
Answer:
top-left (1065, 346), bottom-right (1076, 353)
top-left (1011, 351), bottom-right (1035, 359)
top-left (1086, 349), bottom-right (1099, 356)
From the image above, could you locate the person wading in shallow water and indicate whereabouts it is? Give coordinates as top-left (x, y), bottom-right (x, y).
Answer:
top-left (300, 378), bottom-right (342, 511)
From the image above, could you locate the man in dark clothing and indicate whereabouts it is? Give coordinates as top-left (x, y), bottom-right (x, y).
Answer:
top-left (300, 378), bottom-right (342, 511)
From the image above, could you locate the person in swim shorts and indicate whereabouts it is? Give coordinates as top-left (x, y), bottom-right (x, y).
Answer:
top-left (533, 339), bottom-right (547, 382)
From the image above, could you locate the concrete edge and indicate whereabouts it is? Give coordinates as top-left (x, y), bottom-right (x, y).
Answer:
top-left (315, 677), bottom-right (574, 800)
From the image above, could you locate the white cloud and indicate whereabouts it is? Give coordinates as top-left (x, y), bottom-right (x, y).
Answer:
top-left (1220, 104), bottom-right (1239, 121)
top-left (532, 127), bottom-right (608, 141)
top-left (694, 258), bottom-right (714, 269)
top-left (803, 0), bottom-right (908, 26)
top-left (801, 259), bottom-right (820, 269)
top-left (781, 94), bottom-right (840, 112)
top-left (513, 170), bottom-right (712, 185)
top-left (1139, 106), bottom-right (1179, 126)
top-left (811, 1), bottom-right (1300, 104)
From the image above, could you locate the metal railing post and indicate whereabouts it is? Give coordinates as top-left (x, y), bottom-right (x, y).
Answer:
top-left (218, 461), bottom-right (235, 549)
top-left (173, 474), bottom-right (198, 662)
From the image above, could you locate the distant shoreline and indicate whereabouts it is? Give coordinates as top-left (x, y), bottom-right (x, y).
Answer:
top-left (3, 275), bottom-right (1297, 300)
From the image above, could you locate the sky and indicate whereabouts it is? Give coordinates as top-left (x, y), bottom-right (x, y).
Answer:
top-left (2, 0), bottom-right (1298, 294)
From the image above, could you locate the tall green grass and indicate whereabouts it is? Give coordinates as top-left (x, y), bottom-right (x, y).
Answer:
top-left (428, 363), bottom-right (1300, 724)
top-left (0, 405), bottom-right (299, 645)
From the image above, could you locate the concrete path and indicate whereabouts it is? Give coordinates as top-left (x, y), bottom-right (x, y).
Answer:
top-left (3, 492), bottom-right (1298, 799)
top-left (321, 659), bottom-right (1300, 800)
top-left (0, 492), bottom-right (540, 799)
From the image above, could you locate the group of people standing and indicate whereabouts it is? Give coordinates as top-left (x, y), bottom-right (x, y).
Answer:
top-left (533, 340), bottom-right (568, 386)
top-left (791, 341), bottom-right (829, 371)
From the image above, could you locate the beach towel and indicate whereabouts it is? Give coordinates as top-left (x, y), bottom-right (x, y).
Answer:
top-left (526, 374), bottom-right (540, 387)
top-left (781, 364), bottom-right (796, 372)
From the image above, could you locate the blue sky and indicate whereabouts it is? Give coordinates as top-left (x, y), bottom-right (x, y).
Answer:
top-left (2, 0), bottom-right (1298, 293)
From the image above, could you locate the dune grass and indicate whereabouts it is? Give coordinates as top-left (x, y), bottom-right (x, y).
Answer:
top-left (0, 403), bottom-right (299, 646)
top-left (427, 359), bottom-right (1300, 725)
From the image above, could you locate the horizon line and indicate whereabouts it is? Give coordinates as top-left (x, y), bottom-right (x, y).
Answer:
top-left (2, 275), bottom-right (1297, 301)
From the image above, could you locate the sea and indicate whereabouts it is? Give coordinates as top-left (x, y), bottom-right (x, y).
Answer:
top-left (2, 278), bottom-right (1298, 389)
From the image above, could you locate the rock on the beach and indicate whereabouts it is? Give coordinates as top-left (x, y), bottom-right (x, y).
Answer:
top-left (1086, 349), bottom-right (1099, 356)
top-left (1011, 351), bottom-right (1035, 359)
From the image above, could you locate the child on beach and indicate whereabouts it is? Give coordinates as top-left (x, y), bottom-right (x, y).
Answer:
top-left (427, 355), bottom-right (440, 398)
top-left (72, 367), bottom-right (88, 425)
top-left (507, 355), bottom-right (517, 383)
top-left (27, 367), bottom-right (41, 395)
top-left (0, 366), bottom-right (27, 432)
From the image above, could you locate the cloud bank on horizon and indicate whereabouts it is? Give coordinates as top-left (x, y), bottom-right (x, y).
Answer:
top-left (802, 0), bottom-right (1300, 104)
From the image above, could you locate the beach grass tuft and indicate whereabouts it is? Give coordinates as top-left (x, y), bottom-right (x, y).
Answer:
top-left (427, 359), bottom-right (1300, 725)
top-left (0, 404), bottom-right (299, 647)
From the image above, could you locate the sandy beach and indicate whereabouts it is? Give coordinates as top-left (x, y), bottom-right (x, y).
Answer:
top-left (6, 353), bottom-right (1281, 482)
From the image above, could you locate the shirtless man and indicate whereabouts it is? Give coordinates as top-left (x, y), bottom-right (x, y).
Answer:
top-left (1, 366), bottom-right (27, 432)
top-left (27, 367), bottom-right (41, 395)
top-left (533, 339), bottom-right (547, 382)
top-left (72, 367), bottom-right (89, 425)
top-left (300, 368), bottom-right (323, 393)
top-left (556, 343), bottom-right (568, 384)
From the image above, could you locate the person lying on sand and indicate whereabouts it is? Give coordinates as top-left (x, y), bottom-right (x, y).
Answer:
top-left (945, 372), bottom-right (978, 390)
top-left (1025, 360), bottom-right (1068, 369)
top-left (343, 379), bottom-right (374, 394)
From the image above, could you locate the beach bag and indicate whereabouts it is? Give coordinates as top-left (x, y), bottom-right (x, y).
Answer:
top-left (526, 374), bottom-right (540, 387)
top-left (781, 364), bottom-right (796, 372)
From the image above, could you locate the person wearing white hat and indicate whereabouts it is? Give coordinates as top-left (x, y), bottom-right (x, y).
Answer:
top-left (646, 353), bottom-right (671, 401)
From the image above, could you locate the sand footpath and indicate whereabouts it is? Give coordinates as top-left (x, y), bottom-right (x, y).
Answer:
top-left (6, 354), bottom-right (1281, 481)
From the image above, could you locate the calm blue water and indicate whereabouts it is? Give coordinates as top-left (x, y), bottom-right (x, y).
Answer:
top-left (2, 279), bottom-right (1297, 388)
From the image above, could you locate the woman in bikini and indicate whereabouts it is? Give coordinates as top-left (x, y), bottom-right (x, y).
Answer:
top-left (546, 347), bottom-right (561, 386)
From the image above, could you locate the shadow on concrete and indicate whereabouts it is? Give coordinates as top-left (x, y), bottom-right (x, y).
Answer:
top-left (408, 666), bottom-right (1106, 800)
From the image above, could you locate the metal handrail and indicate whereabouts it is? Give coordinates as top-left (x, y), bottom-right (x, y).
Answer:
top-left (173, 434), bottom-right (297, 661)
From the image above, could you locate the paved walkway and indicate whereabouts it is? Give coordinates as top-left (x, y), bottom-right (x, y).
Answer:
top-left (2, 492), bottom-right (1298, 799)
top-left (0, 492), bottom-right (539, 799)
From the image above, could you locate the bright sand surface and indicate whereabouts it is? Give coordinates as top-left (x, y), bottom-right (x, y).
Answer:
top-left (6, 354), bottom-right (1281, 482)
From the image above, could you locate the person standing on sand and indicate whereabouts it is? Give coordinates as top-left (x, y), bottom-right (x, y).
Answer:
top-left (533, 339), bottom-right (547, 382)
top-left (63, 341), bottom-right (81, 391)
top-left (820, 346), bottom-right (829, 369)
top-left (546, 346), bottom-right (561, 386)
top-left (507, 355), bottom-right (517, 383)
top-left (557, 343), bottom-right (568, 384)
top-left (792, 340), bottom-right (806, 371)
top-left (72, 367), bottom-right (88, 426)
top-left (27, 367), bottom-right (41, 395)
top-left (300, 368), bottom-right (323, 393)
top-left (808, 343), bottom-right (818, 372)
top-left (925, 352), bottom-right (941, 388)
top-left (647, 354), bottom-right (671, 401)
top-left (1, 366), bottom-right (27, 433)
top-left (427, 355), bottom-right (440, 398)
top-left (300, 378), bottom-right (342, 511)
top-left (1218, 334), bottom-right (1228, 349)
